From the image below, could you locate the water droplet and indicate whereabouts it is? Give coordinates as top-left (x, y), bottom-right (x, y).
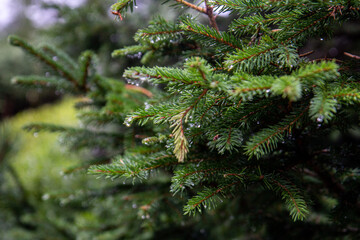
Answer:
top-left (144, 102), bottom-right (151, 110)
top-left (124, 117), bottom-right (133, 127)
top-left (42, 194), bottom-right (50, 200)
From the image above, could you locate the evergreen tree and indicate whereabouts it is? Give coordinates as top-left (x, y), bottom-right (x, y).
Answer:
top-left (8, 0), bottom-right (360, 238)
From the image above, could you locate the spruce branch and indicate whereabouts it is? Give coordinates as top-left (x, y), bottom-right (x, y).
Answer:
top-left (112, 45), bottom-right (151, 58)
top-left (134, 16), bottom-right (183, 42)
top-left (11, 75), bottom-right (75, 92)
top-left (309, 89), bottom-right (337, 123)
top-left (182, 20), bottom-right (241, 50)
top-left (8, 35), bottom-right (79, 88)
top-left (89, 153), bottom-right (207, 180)
top-left (40, 44), bottom-right (79, 71)
top-left (111, 0), bottom-right (137, 20)
top-left (78, 51), bottom-right (94, 91)
top-left (172, 89), bottom-right (208, 162)
top-left (124, 66), bottom-right (205, 87)
top-left (280, 10), bottom-right (333, 43)
top-left (171, 111), bottom-right (190, 163)
top-left (224, 42), bottom-right (277, 71)
top-left (8, 0), bottom-right (360, 230)
top-left (268, 177), bottom-right (309, 221)
top-left (184, 180), bottom-right (243, 215)
top-left (244, 106), bottom-right (309, 159)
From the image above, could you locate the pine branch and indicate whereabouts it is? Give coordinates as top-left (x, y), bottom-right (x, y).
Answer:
top-left (182, 20), bottom-right (242, 51)
top-left (309, 88), bottom-right (338, 123)
top-left (89, 152), bottom-right (206, 180)
top-left (78, 50), bottom-right (94, 91)
top-left (11, 75), bottom-right (75, 92)
top-left (267, 177), bottom-right (309, 221)
top-left (244, 106), bottom-right (309, 159)
top-left (227, 73), bottom-right (275, 100)
top-left (184, 180), bottom-right (243, 215)
top-left (40, 44), bottom-right (79, 72)
top-left (8, 35), bottom-right (79, 88)
top-left (134, 16), bottom-right (183, 43)
top-left (171, 162), bottom-right (231, 194)
top-left (172, 89), bottom-right (208, 162)
top-left (207, 127), bottom-right (243, 154)
top-left (125, 102), bottom-right (182, 126)
top-left (230, 10), bottom-right (301, 37)
top-left (124, 66), bottom-right (203, 86)
top-left (112, 45), bottom-right (151, 58)
top-left (111, 0), bottom-right (137, 20)
top-left (171, 111), bottom-right (190, 163)
top-left (224, 41), bottom-right (277, 71)
top-left (280, 10), bottom-right (333, 44)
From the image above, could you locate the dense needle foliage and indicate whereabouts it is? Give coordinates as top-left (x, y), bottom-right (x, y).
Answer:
top-left (8, 0), bottom-right (360, 239)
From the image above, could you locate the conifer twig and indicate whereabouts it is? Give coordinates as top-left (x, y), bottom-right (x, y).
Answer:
top-left (204, 0), bottom-right (219, 32)
top-left (175, 0), bottom-right (219, 31)
top-left (111, 11), bottom-right (123, 20)
top-left (175, 0), bottom-right (207, 13)
top-left (299, 50), bottom-right (314, 57)
top-left (344, 52), bottom-right (360, 60)
top-left (125, 84), bottom-right (153, 98)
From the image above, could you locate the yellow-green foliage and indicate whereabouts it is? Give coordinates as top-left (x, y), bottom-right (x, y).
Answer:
top-left (5, 98), bottom-right (81, 195)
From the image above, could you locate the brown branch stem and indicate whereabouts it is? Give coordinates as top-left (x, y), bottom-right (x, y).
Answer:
top-left (175, 0), bottom-right (206, 13)
top-left (344, 52), bottom-right (360, 60)
top-left (204, 0), bottom-right (219, 32)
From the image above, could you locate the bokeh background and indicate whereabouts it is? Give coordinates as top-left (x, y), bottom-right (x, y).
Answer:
top-left (0, 1), bottom-right (178, 238)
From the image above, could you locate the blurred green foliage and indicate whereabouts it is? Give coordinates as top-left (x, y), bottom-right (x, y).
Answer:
top-left (0, 0), bottom-right (174, 119)
top-left (0, 1), bottom-right (188, 239)
top-left (0, 99), bottom-right (150, 239)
